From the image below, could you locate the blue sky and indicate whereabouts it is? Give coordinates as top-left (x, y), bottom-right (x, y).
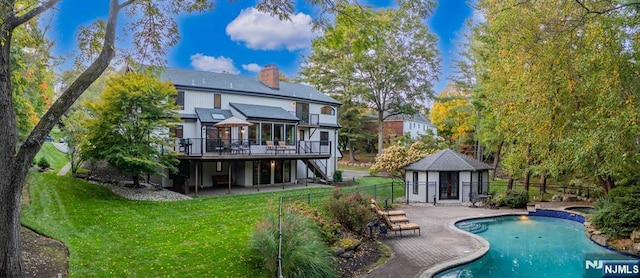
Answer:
top-left (46, 0), bottom-right (472, 96)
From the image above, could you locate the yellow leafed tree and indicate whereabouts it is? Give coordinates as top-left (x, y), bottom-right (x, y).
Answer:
top-left (430, 84), bottom-right (475, 143)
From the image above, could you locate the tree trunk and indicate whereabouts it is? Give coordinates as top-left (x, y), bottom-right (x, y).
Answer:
top-left (0, 11), bottom-right (24, 277)
top-left (0, 167), bottom-right (27, 277)
top-left (133, 175), bottom-right (141, 188)
top-left (508, 177), bottom-right (514, 190)
top-left (476, 140), bottom-right (483, 161)
top-left (1, 1), bottom-right (121, 275)
top-left (348, 138), bottom-right (356, 163)
top-left (491, 141), bottom-right (503, 180)
top-left (524, 143), bottom-right (531, 192)
top-left (540, 174), bottom-right (547, 194)
top-left (377, 111), bottom-right (384, 155)
top-left (597, 175), bottom-right (615, 196)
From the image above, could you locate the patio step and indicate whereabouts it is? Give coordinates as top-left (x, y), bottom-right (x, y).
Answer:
top-left (456, 222), bottom-right (488, 234)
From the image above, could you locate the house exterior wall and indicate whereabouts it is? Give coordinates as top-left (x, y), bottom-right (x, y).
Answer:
top-left (405, 170), bottom-right (476, 204)
top-left (460, 171), bottom-right (471, 203)
top-left (427, 171), bottom-right (438, 203)
top-left (171, 82), bottom-right (339, 188)
top-left (383, 119), bottom-right (438, 141)
top-left (406, 170), bottom-right (430, 203)
top-left (403, 120), bottom-right (438, 139)
top-left (384, 121), bottom-right (403, 138)
top-left (296, 128), bottom-right (338, 180)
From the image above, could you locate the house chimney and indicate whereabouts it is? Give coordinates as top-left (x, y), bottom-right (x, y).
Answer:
top-left (258, 64), bottom-right (279, 89)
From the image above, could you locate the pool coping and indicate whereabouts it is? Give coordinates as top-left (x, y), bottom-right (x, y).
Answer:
top-left (423, 206), bottom-right (637, 277)
top-left (419, 211), bottom-right (527, 278)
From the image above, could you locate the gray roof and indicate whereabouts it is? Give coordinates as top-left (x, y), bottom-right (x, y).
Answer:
top-left (161, 67), bottom-right (341, 105)
top-left (403, 148), bottom-right (492, 172)
top-left (229, 103), bottom-right (299, 122)
top-left (180, 113), bottom-right (197, 119)
top-left (386, 113), bottom-right (433, 125)
top-left (194, 108), bottom-right (233, 124)
top-left (319, 122), bottom-right (341, 129)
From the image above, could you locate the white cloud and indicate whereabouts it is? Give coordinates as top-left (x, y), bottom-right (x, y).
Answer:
top-left (242, 63), bottom-right (262, 73)
top-left (226, 8), bottom-right (316, 51)
top-left (190, 54), bottom-right (240, 74)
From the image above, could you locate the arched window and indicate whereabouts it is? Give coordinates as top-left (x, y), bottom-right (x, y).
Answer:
top-left (320, 106), bottom-right (335, 115)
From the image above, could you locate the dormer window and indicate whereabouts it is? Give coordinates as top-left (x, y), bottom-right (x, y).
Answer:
top-left (320, 106), bottom-right (335, 115)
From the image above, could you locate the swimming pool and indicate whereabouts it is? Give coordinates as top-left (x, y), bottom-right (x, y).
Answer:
top-left (436, 215), bottom-right (636, 278)
top-left (566, 206), bottom-right (595, 214)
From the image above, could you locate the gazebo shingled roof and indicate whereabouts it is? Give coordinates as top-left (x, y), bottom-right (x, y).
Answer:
top-left (403, 148), bottom-right (492, 172)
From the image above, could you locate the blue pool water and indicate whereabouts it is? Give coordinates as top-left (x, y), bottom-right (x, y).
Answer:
top-left (436, 215), bottom-right (636, 278)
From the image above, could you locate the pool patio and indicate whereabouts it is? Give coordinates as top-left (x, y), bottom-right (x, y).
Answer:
top-left (362, 202), bottom-right (591, 278)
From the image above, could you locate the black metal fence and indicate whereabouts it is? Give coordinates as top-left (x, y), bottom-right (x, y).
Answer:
top-left (280, 182), bottom-right (402, 208)
top-left (491, 181), bottom-right (604, 201)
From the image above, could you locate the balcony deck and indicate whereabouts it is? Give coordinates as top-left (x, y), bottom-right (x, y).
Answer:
top-left (172, 139), bottom-right (331, 161)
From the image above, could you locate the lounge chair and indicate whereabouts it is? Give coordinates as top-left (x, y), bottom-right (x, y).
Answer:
top-left (371, 204), bottom-right (409, 223)
top-left (376, 210), bottom-right (421, 237)
top-left (266, 141), bottom-right (277, 153)
top-left (371, 199), bottom-right (406, 217)
top-left (277, 141), bottom-right (296, 153)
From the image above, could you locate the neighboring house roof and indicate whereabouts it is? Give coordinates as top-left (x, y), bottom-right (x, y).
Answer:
top-left (194, 108), bottom-right (233, 124)
top-left (229, 103), bottom-right (299, 122)
top-left (161, 67), bottom-right (341, 106)
top-left (385, 113), bottom-right (434, 125)
top-left (403, 148), bottom-right (492, 172)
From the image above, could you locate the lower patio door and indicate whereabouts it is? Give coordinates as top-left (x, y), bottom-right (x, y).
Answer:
top-left (273, 160), bottom-right (291, 184)
top-left (259, 160), bottom-right (271, 184)
top-left (439, 171), bottom-right (459, 200)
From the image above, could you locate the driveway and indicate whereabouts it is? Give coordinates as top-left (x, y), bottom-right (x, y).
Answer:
top-left (341, 170), bottom-right (369, 180)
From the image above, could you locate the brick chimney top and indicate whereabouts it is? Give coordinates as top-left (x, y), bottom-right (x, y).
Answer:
top-left (258, 64), bottom-right (279, 89)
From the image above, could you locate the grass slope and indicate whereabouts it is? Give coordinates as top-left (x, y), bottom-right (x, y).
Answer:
top-left (22, 173), bottom-right (395, 277)
top-left (34, 142), bottom-right (69, 171)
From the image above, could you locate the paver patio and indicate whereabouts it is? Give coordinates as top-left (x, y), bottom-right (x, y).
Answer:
top-left (362, 202), bottom-right (589, 278)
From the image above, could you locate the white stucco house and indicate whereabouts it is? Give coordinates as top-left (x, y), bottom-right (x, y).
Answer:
top-left (403, 148), bottom-right (491, 204)
top-left (160, 65), bottom-right (341, 193)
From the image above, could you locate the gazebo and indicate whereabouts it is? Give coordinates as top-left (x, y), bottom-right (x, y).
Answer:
top-left (402, 148), bottom-right (492, 205)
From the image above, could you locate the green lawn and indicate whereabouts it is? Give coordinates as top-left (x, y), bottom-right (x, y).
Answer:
top-left (34, 142), bottom-right (69, 171)
top-left (21, 171), bottom-right (396, 277)
top-left (337, 164), bottom-right (370, 172)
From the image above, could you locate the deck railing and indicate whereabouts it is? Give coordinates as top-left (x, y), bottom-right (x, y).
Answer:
top-left (172, 138), bottom-right (331, 156)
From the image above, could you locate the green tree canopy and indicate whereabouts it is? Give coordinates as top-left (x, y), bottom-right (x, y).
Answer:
top-left (300, 1), bottom-right (441, 155)
top-left (82, 72), bottom-right (179, 187)
top-left (473, 0), bottom-right (640, 194)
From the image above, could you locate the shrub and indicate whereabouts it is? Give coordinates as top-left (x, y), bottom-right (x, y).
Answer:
top-left (287, 203), bottom-right (341, 243)
top-left (591, 186), bottom-right (640, 238)
top-left (333, 170), bottom-right (343, 182)
top-left (37, 157), bottom-right (50, 169)
top-left (249, 210), bottom-right (337, 278)
top-left (324, 189), bottom-right (374, 234)
top-left (498, 190), bottom-right (528, 208)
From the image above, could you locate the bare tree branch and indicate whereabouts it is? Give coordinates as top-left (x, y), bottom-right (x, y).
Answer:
top-left (8, 0), bottom-right (60, 30)
top-left (119, 0), bottom-right (138, 9)
top-left (574, 0), bottom-right (640, 15)
top-left (15, 0), bottom-right (122, 168)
